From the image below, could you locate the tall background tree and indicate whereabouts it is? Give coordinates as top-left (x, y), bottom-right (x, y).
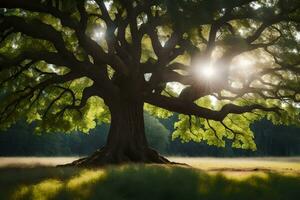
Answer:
top-left (0, 0), bottom-right (299, 166)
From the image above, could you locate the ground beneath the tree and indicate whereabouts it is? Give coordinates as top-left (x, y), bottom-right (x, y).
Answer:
top-left (0, 156), bottom-right (299, 176)
top-left (0, 157), bottom-right (299, 200)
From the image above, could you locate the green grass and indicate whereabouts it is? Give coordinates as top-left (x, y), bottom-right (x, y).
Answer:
top-left (0, 157), bottom-right (299, 200)
top-left (170, 157), bottom-right (300, 177)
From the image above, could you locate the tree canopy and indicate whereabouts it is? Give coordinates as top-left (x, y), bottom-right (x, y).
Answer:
top-left (0, 0), bottom-right (300, 155)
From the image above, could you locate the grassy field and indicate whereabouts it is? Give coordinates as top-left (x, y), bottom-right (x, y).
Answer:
top-left (0, 157), bottom-right (299, 200)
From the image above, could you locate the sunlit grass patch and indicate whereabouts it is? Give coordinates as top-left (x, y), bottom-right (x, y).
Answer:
top-left (0, 167), bottom-right (81, 200)
top-left (0, 157), bottom-right (300, 200)
top-left (65, 169), bottom-right (106, 199)
top-left (13, 179), bottom-right (63, 200)
top-left (67, 170), bottom-right (106, 189)
top-left (8, 169), bottom-right (106, 200)
top-left (0, 165), bottom-right (298, 200)
top-left (170, 157), bottom-right (300, 177)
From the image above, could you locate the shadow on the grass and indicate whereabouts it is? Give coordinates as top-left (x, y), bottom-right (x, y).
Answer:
top-left (0, 165), bottom-right (299, 200)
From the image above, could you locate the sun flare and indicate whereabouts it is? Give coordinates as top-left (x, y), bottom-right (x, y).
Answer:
top-left (92, 28), bottom-right (105, 41)
top-left (194, 62), bottom-right (217, 80)
top-left (201, 65), bottom-right (215, 78)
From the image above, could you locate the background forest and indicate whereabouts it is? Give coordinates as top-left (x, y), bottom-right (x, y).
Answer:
top-left (1, 115), bottom-right (299, 157)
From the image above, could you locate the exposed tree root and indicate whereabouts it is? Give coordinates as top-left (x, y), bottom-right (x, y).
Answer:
top-left (59, 147), bottom-right (186, 168)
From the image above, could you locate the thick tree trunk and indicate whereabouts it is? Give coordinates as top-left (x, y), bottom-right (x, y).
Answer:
top-left (69, 97), bottom-right (170, 167)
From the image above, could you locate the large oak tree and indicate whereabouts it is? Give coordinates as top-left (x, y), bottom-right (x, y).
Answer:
top-left (0, 0), bottom-right (299, 166)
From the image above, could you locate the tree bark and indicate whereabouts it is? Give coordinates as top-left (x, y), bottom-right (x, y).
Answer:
top-left (68, 95), bottom-right (170, 167)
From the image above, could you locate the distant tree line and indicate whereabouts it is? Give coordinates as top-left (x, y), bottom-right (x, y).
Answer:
top-left (0, 113), bottom-right (170, 156)
top-left (0, 114), bottom-right (299, 157)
